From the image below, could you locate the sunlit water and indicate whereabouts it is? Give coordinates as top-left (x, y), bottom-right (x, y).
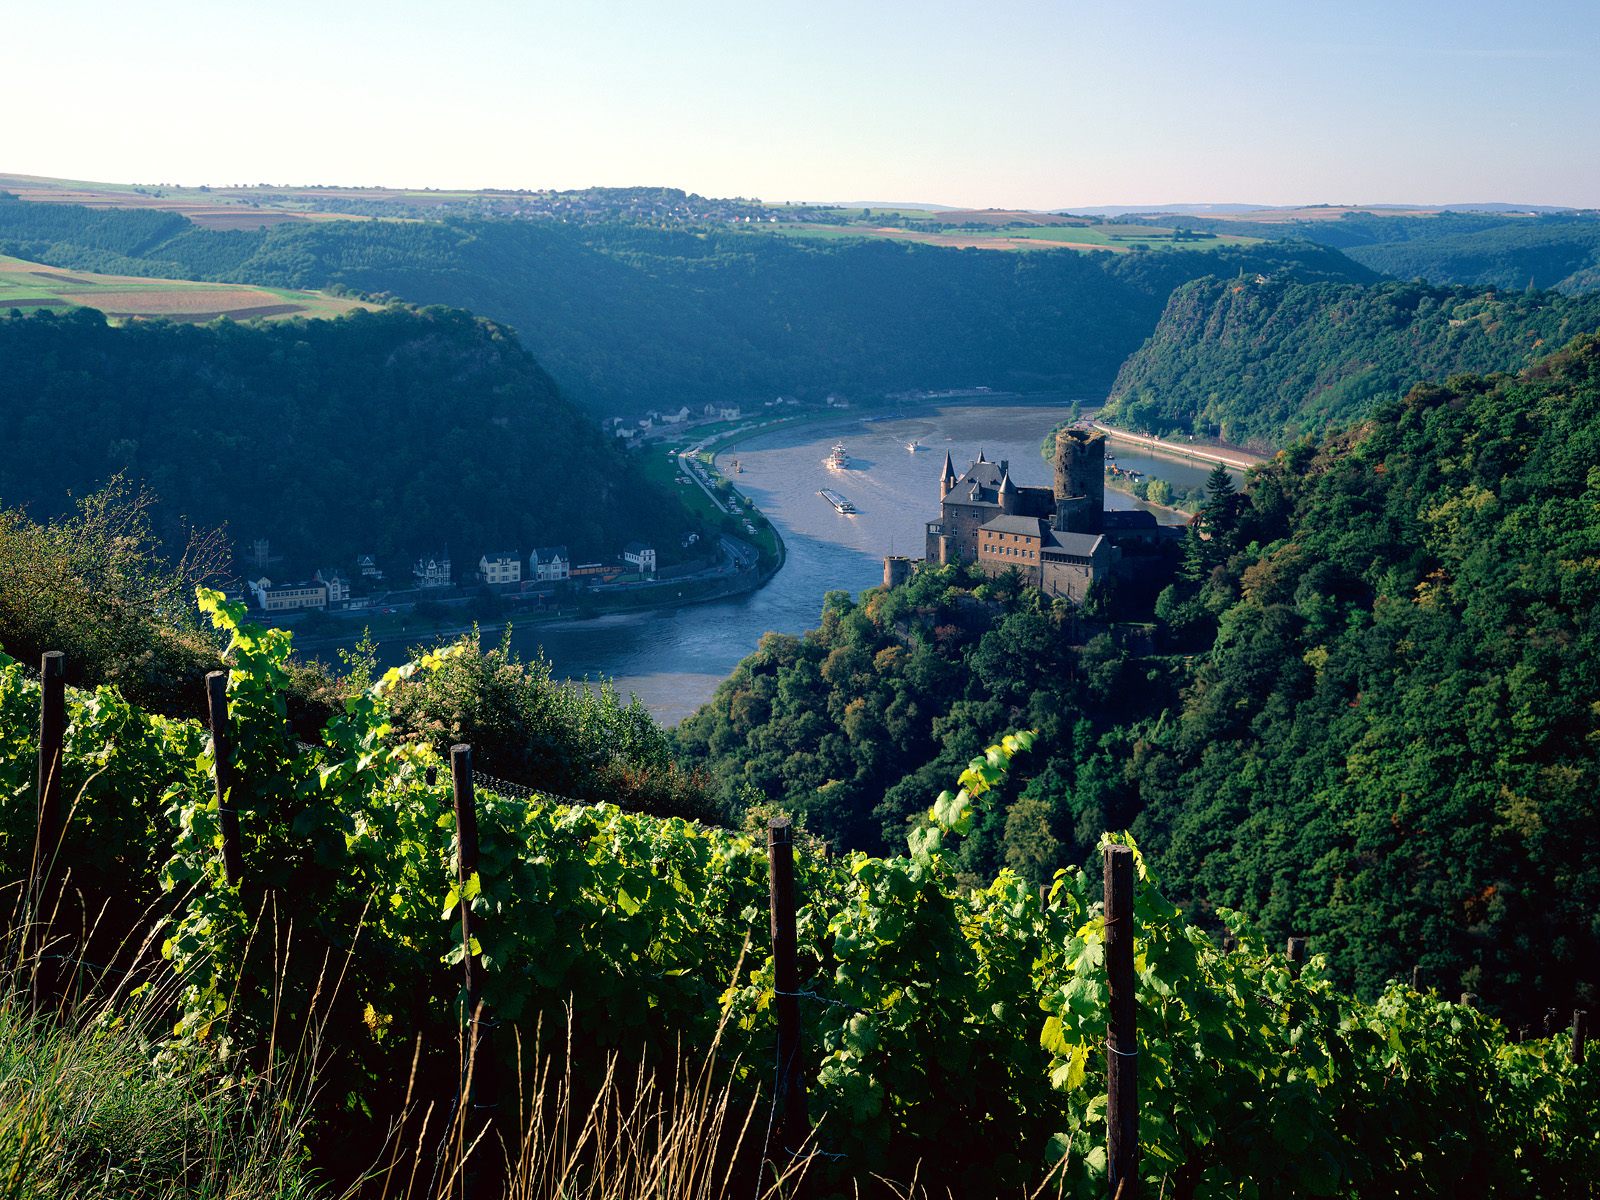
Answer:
top-left (338, 402), bottom-right (1231, 724)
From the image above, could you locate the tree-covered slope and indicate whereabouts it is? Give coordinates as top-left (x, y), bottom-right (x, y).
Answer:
top-left (0, 305), bottom-right (700, 570)
top-left (679, 336), bottom-right (1600, 1019)
top-left (1102, 276), bottom-right (1600, 446)
top-left (1134, 211), bottom-right (1600, 293)
top-left (0, 195), bottom-right (1375, 414)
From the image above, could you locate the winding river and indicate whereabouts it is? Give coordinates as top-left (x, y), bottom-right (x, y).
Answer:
top-left (342, 401), bottom-right (1233, 724)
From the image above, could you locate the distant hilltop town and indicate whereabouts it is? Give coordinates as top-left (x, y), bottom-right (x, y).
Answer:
top-left (884, 427), bottom-right (1179, 602)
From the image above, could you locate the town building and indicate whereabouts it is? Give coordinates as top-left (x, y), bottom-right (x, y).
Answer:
top-left (313, 568), bottom-right (351, 604)
top-left (249, 578), bottom-right (328, 613)
top-left (413, 554), bottom-right (452, 589)
top-left (529, 546), bottom-right (570, 582)
top-left (571, 561), bottom-right (622, 584)
top-left (922, 429), bottom-right (1117, 604)
top-left (479, 551), bottom-right (522, 585)
top-left (622, 542), bottom-right (658, 576)
top-left (355, 554), bottom-right (383, 581)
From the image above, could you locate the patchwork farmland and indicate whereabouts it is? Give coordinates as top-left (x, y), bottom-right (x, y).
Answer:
top-left (0, 254), bottom-right (374, 321)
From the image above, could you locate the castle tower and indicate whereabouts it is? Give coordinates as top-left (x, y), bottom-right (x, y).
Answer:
top-left (1052, 428), bottom-right (1106, 534)
top-left (939, 450), bottom-right (958, 499)
top-left (997, 470), bottom-right (1019, 515)
top-left (883, 555), bottom-right (913, 589)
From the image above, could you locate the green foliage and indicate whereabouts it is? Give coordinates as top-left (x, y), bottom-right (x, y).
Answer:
top-left (0, 481), bottom-right (227, 714)
top-left (673, 565), bottom-right (1177, 874)
top-left (685, 332), bottom-right (1600, 1026)
top-left (381, 628), bottom-right (719, 821)
top-left (1130, 334), bottom-right (1600, 1016)
top-left (1104, 276), bottom-right (1600, 445)
top-left (0, 305), bottom-right (702, 572)
top-left (0, 197), bottom-right (1374, 415)
top-left (1, 614), bottom-right (1595, 1196)
top-left (0, 991), bottom-right (323, 1200)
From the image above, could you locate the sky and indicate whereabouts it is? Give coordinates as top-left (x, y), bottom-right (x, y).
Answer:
top-left (7, 0), bottom-right (1600, 209)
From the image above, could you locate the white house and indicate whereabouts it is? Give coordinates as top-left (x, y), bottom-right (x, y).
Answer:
top-left (479, 551), bottom-right (521, 585)
top-left (249, 577), bottom-right (328, 613)
top-left (313, 568), bottom-right (351, 604)
top-left (622, 542), bottom-right (657, 576)
top-left (355, 554), bottom-right (383, 580)
top-left (659, 406), bottom-right (690, 425)
top-left (717, 405), bottom-right (741, 421)
top-left (529, 545), bottom-right (570, 582)
top-left (413, 554), bottom-right (452, 589)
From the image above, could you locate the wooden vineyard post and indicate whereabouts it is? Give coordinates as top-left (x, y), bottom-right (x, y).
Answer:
top-left (31, 652), bottom-right (67, 1003)
top-left (1544, 1008), bottom-right (1559, 1039)
top-left (450, 744), bottom-right (496, 1194)
top-left (205, 672), bottom-right (244, 886)
top-left (1573, 1011), bottom-right (1588, 1066)
top-left (1411, 965), bottom-right (1422, 992)
top-left (767, 817), bottom-right (808, 1153)
top-left (1104, 844), bottom-right (1138, 1199)
top-left (1286, 936), bottom-right (1306, 978)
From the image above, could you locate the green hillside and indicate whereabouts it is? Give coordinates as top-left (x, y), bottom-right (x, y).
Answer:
top-left (0, 305), bottom-right (701, 573)
top-left (1154, 210), bottom-right (1600, 293)
top-left (0, 195), bottom-right (1375, 415)
top-left (1, 605), bottom-right (1593, 1197)
top-left (676, 334), bottom-right (1600, 1019)
top-left (1101, 276), bottom-right (1600, 446)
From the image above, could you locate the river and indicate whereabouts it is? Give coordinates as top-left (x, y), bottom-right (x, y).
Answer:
top-left (336, 401), bottom-right (1232, 725)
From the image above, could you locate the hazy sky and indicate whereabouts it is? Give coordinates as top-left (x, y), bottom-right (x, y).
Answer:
top-left (9, 0), bottom-right (1599, 208)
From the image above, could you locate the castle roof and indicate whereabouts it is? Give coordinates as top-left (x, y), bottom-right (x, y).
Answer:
top-left (997, 471), bottom-right (1016, 496)
top-left (1042, 530), bottom-right (1105, 557)
top-left (983, 514), bottom-right (1046, 538)
top-left (1101, 510), bottom-right (1159, 530)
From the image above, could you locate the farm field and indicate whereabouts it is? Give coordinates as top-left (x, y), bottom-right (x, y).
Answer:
top-left (758, 220), bottom-right (1263, 253)
top-left (0, 254), bottom-right (374, 321)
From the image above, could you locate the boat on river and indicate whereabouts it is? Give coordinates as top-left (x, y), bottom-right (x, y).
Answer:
top-left (906, 438), bottom-right (921, 452)
top-left (819, 489), bottom-right (856, 514)
top-left (826, 443), bottom-right (850, 470)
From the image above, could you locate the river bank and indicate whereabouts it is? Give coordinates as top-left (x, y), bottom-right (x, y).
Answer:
top-left (1092, 420), bottom-right (1266, 471)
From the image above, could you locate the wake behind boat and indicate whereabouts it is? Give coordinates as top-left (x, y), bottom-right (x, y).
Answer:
top-left (826, 442), bottom-right (850, 470)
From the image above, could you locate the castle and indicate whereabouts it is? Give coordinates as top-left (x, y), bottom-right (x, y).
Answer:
top-left (890, 427), bottom-right (1158, 603)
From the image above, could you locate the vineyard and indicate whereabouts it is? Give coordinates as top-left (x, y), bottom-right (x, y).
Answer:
top-left (2, 590), bottom-right (1596, 1198)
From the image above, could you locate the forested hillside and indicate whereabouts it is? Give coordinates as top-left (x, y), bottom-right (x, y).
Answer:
top-left (1102, 276), bottom-right (1600, 446)
top-left (677, 335), bottom-right (1600, 1019)
top-left (1149, 211), bottom-right (1600, 293)
top-left (0, 305), bottom-right (701, 570)
top-left (0, 195), bottom-right (1374, 413)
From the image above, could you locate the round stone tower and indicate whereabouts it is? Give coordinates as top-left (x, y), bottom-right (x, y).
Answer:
top-left (883, 555), bottom-right (913, 589)
top-left (1053, 428), bottom-right (1106, 533)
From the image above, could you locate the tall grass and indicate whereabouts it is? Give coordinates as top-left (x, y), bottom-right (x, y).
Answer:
top-left (0, 903), bottom-right (851, 1200)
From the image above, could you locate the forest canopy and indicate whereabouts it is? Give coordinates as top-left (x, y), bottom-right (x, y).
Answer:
top-left (1103, 275), bottom-right (1600, 446)
top-left (0, 195), bottom-right (1374, 414)
top-left (677, 334), bottom-right (1600, 1021)
top-left (0, 305), bottom-right (702, 572)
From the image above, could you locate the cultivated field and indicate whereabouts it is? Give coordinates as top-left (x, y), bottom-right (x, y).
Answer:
top-left (0, 254), bottom-right (375, 321)
top-left (763, 221), bottom-right (1262, 254)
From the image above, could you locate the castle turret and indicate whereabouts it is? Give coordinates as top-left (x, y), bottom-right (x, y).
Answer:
top-left (939, 450), bottom-right (958, 498)
top-left (997, 470), bottom-right (1019, 515)
top-left (883, 555), bottom-right (913, 589)
top-left (1053, 428), bottom-right (1106, 534)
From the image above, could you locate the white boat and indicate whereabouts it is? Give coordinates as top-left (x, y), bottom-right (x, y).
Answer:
top-left (906, 439), bottom-right (921, 452)
top-left (826, 443), bottom-right (850, 470)
top-left (819, 489), bottom-right (856, 514)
